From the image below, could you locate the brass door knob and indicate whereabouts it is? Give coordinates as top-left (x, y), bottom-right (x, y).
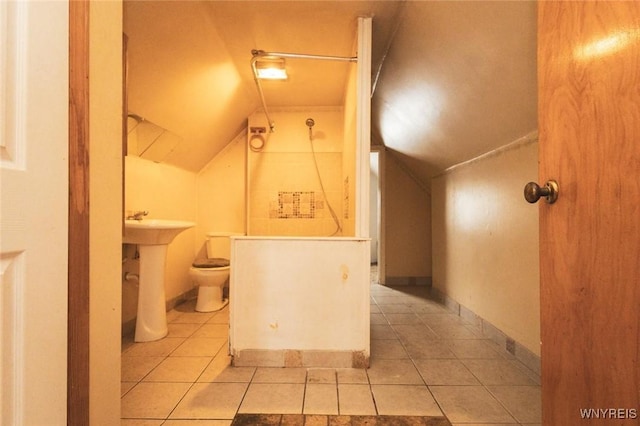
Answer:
top-left (524, 180), bottom-right (559, 204)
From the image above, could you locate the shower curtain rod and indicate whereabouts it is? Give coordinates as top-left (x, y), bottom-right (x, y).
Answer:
top-left (251, 49), bottom-right (358, 132)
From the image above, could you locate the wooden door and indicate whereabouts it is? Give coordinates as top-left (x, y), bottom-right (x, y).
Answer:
top-left (538, 2), bottom-right (640, 424)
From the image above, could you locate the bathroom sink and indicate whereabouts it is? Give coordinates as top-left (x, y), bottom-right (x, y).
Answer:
top-left (123, 218), bottom-right (195, 342)
top-left (124, 219), bottom-right (195, 245)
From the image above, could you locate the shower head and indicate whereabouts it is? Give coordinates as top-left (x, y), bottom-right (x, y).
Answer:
top-left (306, 118), bottom-right (315, 128)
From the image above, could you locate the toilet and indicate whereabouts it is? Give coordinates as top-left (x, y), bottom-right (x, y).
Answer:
top-left (189, 232), bottom-right (238, 312)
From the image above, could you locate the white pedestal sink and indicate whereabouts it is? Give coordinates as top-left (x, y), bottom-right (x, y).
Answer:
top-left (124, 219), bottom-right (195, 342)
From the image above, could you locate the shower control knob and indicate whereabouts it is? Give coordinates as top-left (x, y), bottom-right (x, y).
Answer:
top-left (524, 180), bottom-right (559, 204)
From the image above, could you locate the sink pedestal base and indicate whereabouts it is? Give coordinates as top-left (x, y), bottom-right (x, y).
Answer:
top-left (135, 244), bottom-right (169, 342)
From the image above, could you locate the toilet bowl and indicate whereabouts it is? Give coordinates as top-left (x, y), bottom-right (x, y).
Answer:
top-left (189, 260), bottom-right (230, 312)
top-left (189, 232), bottom-right (239, 312)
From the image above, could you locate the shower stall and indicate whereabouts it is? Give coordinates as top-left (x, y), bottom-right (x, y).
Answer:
top-left (229, 17), bottom-right (372, 368)
top-left (246, 108), bottom-right (346, 237)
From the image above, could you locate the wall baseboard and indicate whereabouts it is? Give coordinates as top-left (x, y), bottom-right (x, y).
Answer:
top-left (428, 286), bottom-right (541, 378)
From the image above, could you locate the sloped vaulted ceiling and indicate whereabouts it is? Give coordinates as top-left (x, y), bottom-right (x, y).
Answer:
top-left (372, 1), bottom-right (538, 184)
top-left (124, 1), bottom-right (537, 186)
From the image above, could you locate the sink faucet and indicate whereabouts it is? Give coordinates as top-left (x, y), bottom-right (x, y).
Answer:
top-left (127, 210), bottom-right (148, 221)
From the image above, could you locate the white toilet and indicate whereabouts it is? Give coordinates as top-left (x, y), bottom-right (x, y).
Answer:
top-left (189, 232), bottom-right (237, 312)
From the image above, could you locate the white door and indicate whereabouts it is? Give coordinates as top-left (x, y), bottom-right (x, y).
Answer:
top-left (1, 2), bottom-right (69, 424)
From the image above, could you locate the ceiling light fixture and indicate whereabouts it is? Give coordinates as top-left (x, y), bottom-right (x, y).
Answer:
top-left (250, 49), bottom-right (357, 132)
top-left (255, 57), bottom-right (288, 80)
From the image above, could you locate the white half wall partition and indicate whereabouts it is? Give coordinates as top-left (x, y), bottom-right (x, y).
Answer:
top-left (354, 16), bottom-right (372, 238)
top-left (230, 237), bottom-right (370, 367)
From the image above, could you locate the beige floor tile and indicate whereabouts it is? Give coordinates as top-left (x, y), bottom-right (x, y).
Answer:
top-left (122, 381), bottom-right (137, 397)
top-left (207, 308), bottom-right (230, 324)
top-left (367, 359), bottom-right (423, 385)
top-left (487, 385), bottom-right (541, 423)
top-left (409, 302), bottom-right (448, 314)
top-left (379, 304), bottom-right (413, 314)
top-left (371, 385), bottom-right (442, 416)
top-left (167, 323), bottom-right (203, 338)
top-left (336, 368), bottom-right (368, 384)
top-left (337, 384), bottom-right (376, 415)
top-left (384, 313), bottom-right (423, 325)
top-left (414, 359), bottom-right (480, 385)
top-left (370, 325), bottom-right (397, 340)
top-left (403, 338), bottom-right (457, 359)
top-left (373, 296), bottom-right (406, 304)
top-left (171, 337), bottom-right (227, 357)
top-left (166, 308), bottom-right (185, 323)
top-left (175, 299), bottom-right (198, 310)
top-left (171, 311), bottom-right (216, 324)
top-left (239, 383), bottom-right (304, 414)
top-left (122, 278), bottom-right (540, 424)
top-left (170, 382), bottom-right (248, 419)
top-left (144, 356), bottom-right (211, 382)
top-left (392, 324), bottom-right (439, 341)
top-left (124, 338), bottom-right (185, 357)
top-left (463, 359), bottom-right (539, 386)
top-left (307, 368), bottom-right (337, 384)
top-left (253, 367), bottom-right (307, 383)
top-left (121, 382), bottom-right (191, 419)
top-left (192, 323), bottom-right (229, 338)
top-left (418, 313), bottom-right (467, 326)
top-left (429, 385), bottom-right (515, 424)
top-left (198, 352), bottom-right (233, 382)
top-left (122, 335), bottom-right (136, 353)
top-left (370, 313), bottom-right (387, 325)
top-left (121, 356), bottom-right (164, 382)
top-left (446, 339), bottom-right (504, 359)
top-left (304, 384), bottom-right (339, 415)
top-left (210, 366), bottom-right (256, 383)
top-left (121, 420), bottom-right (164, 425)
top-left (428, 323), bottom-right (480, 339)
top-left (370, 339), bottom-right (409, 359)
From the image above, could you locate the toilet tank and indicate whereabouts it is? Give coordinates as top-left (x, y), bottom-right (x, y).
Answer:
top-left (205, 232), bottom-right (243, 259)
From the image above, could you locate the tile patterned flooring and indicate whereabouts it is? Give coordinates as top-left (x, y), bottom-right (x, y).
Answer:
top-left (121, 269), bottom-right (541, 425)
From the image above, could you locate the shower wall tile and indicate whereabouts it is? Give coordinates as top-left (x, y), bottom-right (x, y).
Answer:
top-left (250, 219), bottom-right (269, 236)
top-left (248, 110), bottom-right (345, 237)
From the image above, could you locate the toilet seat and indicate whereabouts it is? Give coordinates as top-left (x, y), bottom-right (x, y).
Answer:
top-left (192, 257), bottom-right (229, 269)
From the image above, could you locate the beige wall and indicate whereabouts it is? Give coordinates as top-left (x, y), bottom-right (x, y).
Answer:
top-left (196, 130), bottom-right (247, 252)
top-left (90, 1), bottom-right (122, 423)
top-left (123, 156), bottom-right (197, 324)
top-left (384, 152), bottom-right (432, 283)
top-left (431, 135), bottom-right (540, 355)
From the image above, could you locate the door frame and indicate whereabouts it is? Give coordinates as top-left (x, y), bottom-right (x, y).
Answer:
top-left (68, 1), bottom-right (91, 423)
